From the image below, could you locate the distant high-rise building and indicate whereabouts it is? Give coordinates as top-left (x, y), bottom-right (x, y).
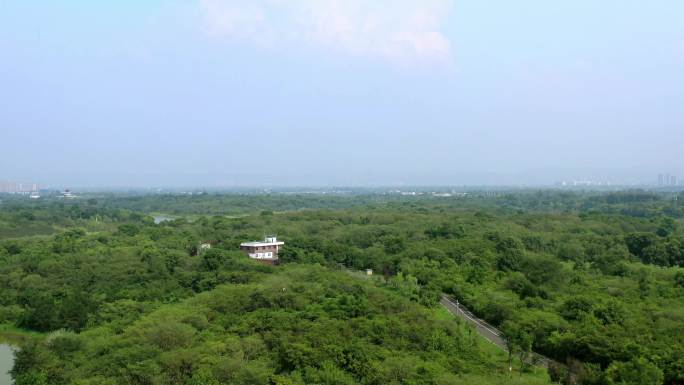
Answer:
top-left (671, 175), bottom-right (678, 186)
top-left (658, 174), bottom-right (665, 186)
top-left (0, 181), bottom-right (41, 193)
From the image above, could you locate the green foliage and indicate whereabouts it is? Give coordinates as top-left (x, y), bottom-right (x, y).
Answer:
top-left (605, 357), bottom-right (664, 385)
top-left (9, 267), bottom-right (544, 384)
top-left (2, 191), bottom-right (684, 384)
top-left (496, 237), bottom-right (524, 272)
top-left (501, 320), bottom-right (534, 372)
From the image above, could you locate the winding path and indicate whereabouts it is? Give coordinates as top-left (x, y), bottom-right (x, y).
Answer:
top-left (440, 295), bottom-right (554, 368)
top-left (346, 269), bottom-right (557, 368)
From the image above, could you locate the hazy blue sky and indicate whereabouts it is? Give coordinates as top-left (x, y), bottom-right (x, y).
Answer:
top-left (1, 1), bottom-right (683, 187)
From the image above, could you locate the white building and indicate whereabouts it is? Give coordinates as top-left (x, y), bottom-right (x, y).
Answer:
top-left (240, 236), bottom-right (284, 264)
top-left (62, 189), bottom-right (77, 199)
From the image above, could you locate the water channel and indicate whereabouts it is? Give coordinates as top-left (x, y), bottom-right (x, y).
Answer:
top-left (0, 344), bottom-right (14, 385)
top-left (153, 215), bottom-right (174, 224)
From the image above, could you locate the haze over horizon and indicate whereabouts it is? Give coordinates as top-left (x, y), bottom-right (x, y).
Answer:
top-left (2, 1), bottom-right (683, 188)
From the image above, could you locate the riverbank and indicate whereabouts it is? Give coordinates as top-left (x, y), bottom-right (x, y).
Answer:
top-left (0, 325), bottom-right (31, 385)
top-left (0, 324), bottom-right (39, 346)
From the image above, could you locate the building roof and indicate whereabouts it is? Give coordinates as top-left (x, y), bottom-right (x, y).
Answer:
top-left (240, 241), bottom-right (285, 247)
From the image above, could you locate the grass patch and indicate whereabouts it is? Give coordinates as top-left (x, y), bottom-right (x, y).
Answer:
top-left (0, 324), bottom-right (42, 345)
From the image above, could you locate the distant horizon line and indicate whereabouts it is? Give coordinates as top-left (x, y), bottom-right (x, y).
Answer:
top-left (13, 183), bottom-right (684, 192)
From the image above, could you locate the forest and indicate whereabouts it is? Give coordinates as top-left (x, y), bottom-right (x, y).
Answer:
top-left (0, 190), bottom-right (683, 385)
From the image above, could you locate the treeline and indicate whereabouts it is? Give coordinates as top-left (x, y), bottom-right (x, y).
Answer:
top-left (13, 189), bottom-right (680, 218)
top-left (0, 198), bottom-right (142, 238)
top-left (94, 193), bottom-right (389, 216)
top-left (488, 190), bottom-right (682, 218)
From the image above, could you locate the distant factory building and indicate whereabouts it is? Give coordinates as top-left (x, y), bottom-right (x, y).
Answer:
top-left (240, 236), bottom-right (284, 265)
top-left (61, 189), bottom-right (77, 199)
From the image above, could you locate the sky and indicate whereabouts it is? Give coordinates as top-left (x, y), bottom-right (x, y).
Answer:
top-left (1, 0), bottom-right (683, 188)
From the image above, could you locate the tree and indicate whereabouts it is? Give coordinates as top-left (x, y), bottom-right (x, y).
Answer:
top-left (3, 241), bottom-right (22, 255)
top-left (520, 254), bottom-right (565, 287)
top-left (501, 321), bottom-right (533, 372)
top-left (605, 357), bottom-right (663, 385)
top-left (675, 271), bottom-right (684, 288)
top-left (466, 256), bottom-right (489, 285)
top-left (496, 237), bottom-right (524, 272)
top-left (118, 224), bottom-right (140, 236)
top-left (200, 248), bottom-right (229, 271)
top-left (143, 320), bottom-right (196, 351)
top-left (624, 233), bottom-right (657, 260)
top-left (593, 246), bottom-right (630, 276)
top-left (187, 369), bottom-right (221, 385)
top-left (560, 297), bottom-right (594, 321)
top-left (557, 242), bottom-right (584, 262)
top-left (60, 289), bottom-right (99, 331)
top-left (18, 292), bottom-right (59, 332)
top-left (11, 340), bottom-right (53, 385)
top-left (656, 217), bottom-right (677, 237)
top-left (505, 273), bottom-right (538, 299)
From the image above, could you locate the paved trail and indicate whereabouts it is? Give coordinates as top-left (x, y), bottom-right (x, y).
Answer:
top-left (345, 270), bottom-right (556, 369)
top-left (440, 295), bottom-right (554, 368)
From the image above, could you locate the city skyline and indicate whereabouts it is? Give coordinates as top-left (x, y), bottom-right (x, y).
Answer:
top-left (0, 181), bottom-right (41, 193)
top-left (1, 172), bottom-right (681, 190)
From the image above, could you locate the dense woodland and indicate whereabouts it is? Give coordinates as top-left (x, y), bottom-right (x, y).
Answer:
top-left (1, 191), bottom-right (683, 384)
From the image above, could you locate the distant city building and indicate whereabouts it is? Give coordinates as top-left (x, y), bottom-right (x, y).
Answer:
top-left (0, 181), bottom-right (41, 193)
top-left (29, 192), bottom-right (40, 199)
top-left (240, 236), bottom-right (284, 265)
top-left (657, 173), bottom-right (678, 186)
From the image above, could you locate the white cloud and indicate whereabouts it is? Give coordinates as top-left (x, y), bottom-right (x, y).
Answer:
top-left (199, 0), bottom-right (454, 65)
